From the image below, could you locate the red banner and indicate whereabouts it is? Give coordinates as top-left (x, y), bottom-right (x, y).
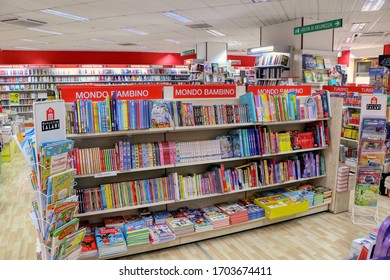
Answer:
top-left (54, 64), bottom-right (79, 68)
top-left (58, 84), bottom-right (164, 102)
top-left (173, 84), bottom-right (237, 99)
top-left (323, 86), bottom-right (373, 94)
top-left (247, 85), bottom-right (312, 96)
top-left (27, 64), bottom-right (52, 68)
top-left (105, 64), bottom-right (128, 68)
top-left (0, 65), bottom-right (26, 68)
top-left (80, 64), bottom-right (104, 68)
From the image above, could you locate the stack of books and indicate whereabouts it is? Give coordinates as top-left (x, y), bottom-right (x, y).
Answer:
top-left (166, 217), bottom-right (194, 236)
top-left (239, 199), bottom-right (265, 220)
top-left (189, 216), bottom-right (213, 232)
top-left (369, 228), bottom-right (379, 241)
top-left (216, 202), bottom-right (249, 225)
top-left (95, 226), bottom-right (127, 258)
top-left (152, 210), bottom-right (173, 225)
top-left (104, 216), bottom-right (126, 232)
top-left (123, 220), bottom-right (150, 247)
top-left (202, 206), bottom-right (230, 228)
top-left (299, 190), bottom-right (315, 206)
top-left (149, 224), bottom-right (176, 244)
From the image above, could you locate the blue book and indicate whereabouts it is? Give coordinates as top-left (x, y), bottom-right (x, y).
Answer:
top-left (100, 185), bottom-right (107, 210)
top-left (87, 100), bottom-right (94, 133)
top-left (288, 91), bottom-right (297, 120)
top-left (239, 92), bottom-right (257, 122)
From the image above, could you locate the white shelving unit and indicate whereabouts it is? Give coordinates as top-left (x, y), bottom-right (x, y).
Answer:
top-left (65, 91), bottom-right (340, 259)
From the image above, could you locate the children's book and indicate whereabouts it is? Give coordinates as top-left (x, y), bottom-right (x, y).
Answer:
top-left (216, 136), bottom-right (233, 159)
top-left (302, 54), bottom-right (316, 69)
top-left (357, 167), bottom-right (381, 185)
top-left (354, 184), bottom-right (379, 206)
top-left (46, 168), bottom-right (76, 204)
top-left (315, 56), bottom-right (325, 69)
top-left (54, 227), bottom-right (86, 260)
top-left (303, 70), bottom-right (314, 83)
top-left (51, 218), bottom-right (79, 250)
top-left (151, 100), bottom-right (173, 128)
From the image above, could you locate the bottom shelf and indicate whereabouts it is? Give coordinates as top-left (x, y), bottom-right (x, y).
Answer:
top-left (93, 202), bottom-right (330, 260)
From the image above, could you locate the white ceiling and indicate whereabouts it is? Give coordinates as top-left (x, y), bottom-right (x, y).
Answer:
top-left (0, 0), bottom-right (389, 53)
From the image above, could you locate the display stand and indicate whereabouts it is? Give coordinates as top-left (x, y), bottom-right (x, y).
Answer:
top-left (351, 94), bottom-right (387, 226)
top-left (20, 100), bottom-right (85, 260)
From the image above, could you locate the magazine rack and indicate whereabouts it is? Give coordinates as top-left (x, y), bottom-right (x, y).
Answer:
top-left (351, 95), bottom-right (387, 226)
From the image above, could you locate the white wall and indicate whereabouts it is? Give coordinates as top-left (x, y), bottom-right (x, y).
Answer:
top-left (196, 42), bottom-right (227, 63)
top-left (302, 18), bottom-right (334, 51)
top-left (350, 47), bottom-right (383, 58)
top-left (261, 19), bottom-right (301, 50)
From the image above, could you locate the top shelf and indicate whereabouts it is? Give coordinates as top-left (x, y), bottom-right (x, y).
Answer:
top-left (255, 65), bottom-right (289, 69)
top-left (343, 106), bottom-right (361, 109)
top-left (67, 118), bottom-right (330, 138)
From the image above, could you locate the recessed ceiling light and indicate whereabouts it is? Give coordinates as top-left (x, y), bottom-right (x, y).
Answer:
top-left (19, 38), bottom-right (49, 44)
top-left (162, 11), bottom-right (193, 23)
top-left (28, 27), bottom-right (63, 35)
top-left (41, 9), bottom-right (89, 21)
top-left (205, 29), bottom-right (226, 37)
top-left (344, 37), bottom-right (352, 43)
top-left (350, 23), bottom-right (367, 32)
top-left (165, 39), bottom-right (181, 44)
top-left (361, 0), bottom-right (385, 11)
top-left (14, 46), bottom-right (38, 50)
top-left (120, 28), bottom-right (149, 35)
top-left (92, 38), bottom-right (117, 44)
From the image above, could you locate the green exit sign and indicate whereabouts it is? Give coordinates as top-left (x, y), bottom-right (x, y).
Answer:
top-left (180, 49), bottom-right (195, 56)
top-left (294, 19), bottom-right (343, 35)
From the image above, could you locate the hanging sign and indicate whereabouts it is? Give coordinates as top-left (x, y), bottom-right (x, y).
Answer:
top-left (58, 84), bottom-right (164, 102)
top-left (172, 84), bottom-right (236, 99)
top-left (247, 85), bottom-right (312, 96)
top-left (323, 85), bottom-right (374, 94)
top-left (294, 19), bottom-right (342, 35)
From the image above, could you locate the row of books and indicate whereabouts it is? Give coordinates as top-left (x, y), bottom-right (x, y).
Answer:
top-left (76, 173), bottom-right (177, 213)
top-left (254, 90), bottom-right (330, 122)
top-left (177, 162), bottom-right (259, 200)
top-left (76, 151), bottom-right (324, 213)
top-left (0, 84), bottom-right (53, 91)
top-left (171, 102), bottom-right (250, 127)
top-left (255, 80), bottom-right (284, 86)
top-left (302, 54), bottom-right (331, 70)
top-left (255, 54), bottom-right (289, 67)
top-left (303, 70), bottom-right (324, 83)
top-left (79, 183), bottom-right (331, 258)
top-left (256, 67), bottom-right (287, 79)
top-left (54, 75), bottom-right (188, 82)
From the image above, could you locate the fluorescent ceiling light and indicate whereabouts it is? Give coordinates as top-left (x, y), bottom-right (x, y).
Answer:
top-left (205, 29), bottom-right (226, 37)
top-left (250, 0), bottom-right (270, 3)
top-left (165, 39), bottom-right (180, 44)
top-left (41, 9), bottom-right (89, 21)
top-left (92, 38), bottom-right (117, 44)
top-left (228, 41), bottom-right (242, 46)
top-left (14, 46), bottom-right (38, 50)
top-left (361, 0), bottom-right (385, 11)
top-left (344, 37), bottom-right (352, 43)
top-left (247, 45), bottom-right (290, 55)
top-left (120, 28), bottom-right (148, 35)
top-left (162, 11), bottom-right (192, 23)
top-left (350, 23), bottom-right (367, 32)
top-left (28, 27), bottom-right (63, 35)
top-left (19, 38), bottom-right (49, 44)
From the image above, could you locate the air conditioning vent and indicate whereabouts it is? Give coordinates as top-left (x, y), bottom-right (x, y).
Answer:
top-left (358, 32), bottom-right (389, 38)
top-left (186, 23), bottom-right (213, 29)
top-left (118, 43), bottom-right (138, 46)
top-left (0, 18), bottom-right (46, 27)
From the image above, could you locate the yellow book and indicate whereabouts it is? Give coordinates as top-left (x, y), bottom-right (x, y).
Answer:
top-left (93, 102), bottom-right (99, 133)
top-left (261, 94), bottom-right (270, 122)
top-left (123, 101), bottom-right (129, 130)
top-left (103, 184), bottom-right (112, 209)
top-left (76, 100), bottom-right (82, 134)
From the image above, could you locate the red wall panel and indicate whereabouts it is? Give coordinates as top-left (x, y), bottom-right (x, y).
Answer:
top-left (384, 44), bottom-right (390, 55)
top-left (337, 50), bottom-right (350, 67)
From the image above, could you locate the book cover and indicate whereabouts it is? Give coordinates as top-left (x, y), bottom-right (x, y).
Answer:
top-left (354, 184), bottom-right (379, 206)
top-left (302, 54), bottom-right (316, 69)
top-left (47, 168), bottom-right (76, 204)
top-left (315, 56), bottom-right (325, 69)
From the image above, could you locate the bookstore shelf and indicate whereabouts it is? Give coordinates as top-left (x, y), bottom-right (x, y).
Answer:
top-left (176, 175), bottom-right (327, 203)
top-left (91, 202), bottom-right (331, 260)
top-left (75, 174), bottom-right (326, 218)
top-left (256, 117), bottom-right (330, 126)
top-left (9, 104), bottom-right (33, 107)
top-left (255, 78), bottom-right (287, 81)
top-left (53, 74), bottom-right (190, 77)
top-left (172, 155), bottom-right (261, 168)
top-left (342, 106), bottom-right (361, 110)
top-left (341, 137), bottom-right (359, 143)
top-left (75, 164), bottom-right (176, 179)
top-left (343, 124), bottom-right (359, 127)
top-left (75, 200), bottom-right (177, 218)
top-left (261, 147), bottom-right (327, 158)
top-left (255, 65), bottom-right (289, 69)
top-left (172, 122), bottom-right (255, 131)
top-left (0, 89), bottom-right (48, 92)
top-left (67, 127), bottom-right (174, 138)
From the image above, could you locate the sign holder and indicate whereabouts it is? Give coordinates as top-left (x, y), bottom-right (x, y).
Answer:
top-left (350, 94), bottom-right (387, 226)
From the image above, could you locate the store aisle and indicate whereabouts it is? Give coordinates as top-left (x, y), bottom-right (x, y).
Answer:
top-left (1, 150), bottom-right (389, 260)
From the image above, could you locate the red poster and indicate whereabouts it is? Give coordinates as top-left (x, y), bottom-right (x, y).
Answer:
top-left (58, 84), bottom-right (164, 102)
top-left (323, 86), bottom-right (373, 94)
top-left (247, 85), bottom-right (312, 96)
top-left (173, 84), bottom-right (237, 99)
